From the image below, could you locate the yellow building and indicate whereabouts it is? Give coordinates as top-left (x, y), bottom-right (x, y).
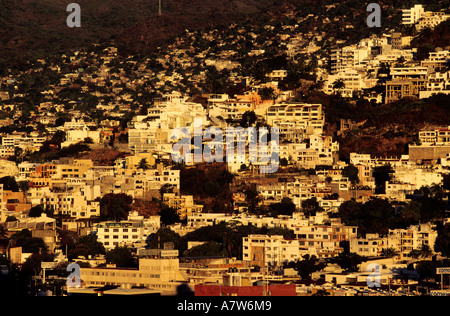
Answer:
top-left (163, 193), bottom-right (203, 219)
top-left (115, 153), bottom-right (157, 176)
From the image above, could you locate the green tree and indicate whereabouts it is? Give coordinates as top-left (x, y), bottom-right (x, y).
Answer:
top-left (381, 248), bottom-right (398, 258)
top-left (28, 205), bottom-right (44, 218)
top-left (269, 197), bottom-right (296, 216)
top-left (408, 245), bottom-right (433, 259)
top-left (331, 252), bottom-right (367, 272)
top-left (100, 193), bottom-right (133, 221)
top-left (240, 110), bottom-right (258, 128)
top-left (10, 229), bottom-right (48, 254)
top-left (399, 200), bottom-right (421, 227)
top-left (0, 224), bottom-right (7, 238)
top-left (148, 228), bottom-right (184, 252)
top-left (106, 246), bottom-right (137, 268)
top-left (160, 206), bottom-right (181, 226)
top-left (0, 176), bottom-right (19, 192)
top-left (417, 196), bottom-right (445, 223)
top-left (372, 164), bottom-right (393, 194)
top-left (259, 87), bottom-right (276, 101)
top-left (284, 254), bottom-right (327, 280)
top-left (69, 234), bottom-right (105, 260)
top-left (137, 158), bottom-right (150, 170)
top-left (342, 163), bottom-right (359, 185)
top-left (244, 184), bottom-right (262, 214)
top-left (332, 78), bottom-right (346, 95)
top-left (435, 223), bottom-right (450, 258)
top-left (301, 197), bottom-right (324, 217)
top-left (184, 241), bottom-right (227, 257)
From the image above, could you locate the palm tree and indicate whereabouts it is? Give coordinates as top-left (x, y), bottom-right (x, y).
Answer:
top-left (0, 224), bottom-right (7, 239)
top-left (137, 158), bottom-right (150, 170)
top-left (18, 180), bottom-right (30, 202)
top-left (332, 78), bottom-right (346, 95)
top-left (381, 247), bottom-right (399, 258)
top-left (259, 87), bottom-right (277, 101)
top-left (418, 245), bottom-right (433, 258)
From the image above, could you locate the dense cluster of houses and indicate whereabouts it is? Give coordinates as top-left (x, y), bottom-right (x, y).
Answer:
top-left (324, 5), bottom-right (450, 103)
top-left (0, 3), bottom-right (449, 296)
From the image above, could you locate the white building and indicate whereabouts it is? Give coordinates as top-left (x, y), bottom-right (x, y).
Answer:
top-left (402, 5), bottom-right (425, 25)
top-left (266, 103), bottom-right (325, 137)
top-left (324, 69), bottom-right (364, 97)
top-left (419, 70), bottom-right (450, 99)
top-left (128, 95), bottom-right (208, 154)
top-left (350, 223), bottom-right (438, 260)
top-left (61, 128), bottom-right (100, 147)
top-left (40, 191), bottom-right (100, 219)
top-left (416, 11), bottom-right (449, 31)
top-left (95, 221), bottom-right (147, 250)
top-left (242, 235), bottom-right (302, 267)
top-left (391, 165), bottom-right (443, 190)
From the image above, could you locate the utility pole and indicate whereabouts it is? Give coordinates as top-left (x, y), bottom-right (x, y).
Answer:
top-left (158, 0), bottom-right (162, 16)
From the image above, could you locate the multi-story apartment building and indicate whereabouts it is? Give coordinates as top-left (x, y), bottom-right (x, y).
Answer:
top-left (402, 5), bottom-right (425, 25)
top-left (266, 103), bottom-right (325, 137)
top-left (405, 125), bottom-right (449, 144)
top-left (385, 180), bottom-right (416, 201)
top-left (2, 134), bottom-right (46, 152)
top-left (79, 253), bottom-right (188, 295)
top-left (419, 70), bottom-right (450, 99)
top-left (350, 223), bottom-right (438, 260)
top-left (390, 165), bottom-right (443, 190)
top-left (330, 45), bottom-right (369, 74)
top-left (243, 223), bottom-right (358, 267)
top-left (40, 191), bottom-right (100, 219)
top-left (416, 11), bottom-right (449, 31)
top-left (242, 235), bottom-right (302, 267)
top-left (128, 96), bottom-right (208, 154)
top-left (421, 50), bottom-right (450, 73)
top-left (385, 66), bottom-right (429, 103)
top-left (209, 99), bottom-right (255, 121)
top-left (95, 221), bottom-right (146, 250)
top-left (128, 123), bottom-right (170, 155)
top-left (291, 222), bottom-right (358, 258)
top-left (61, 128), bottom-right (100, 148)
top-left (388, 223), bottom-right (438, 260)
top-left (258, 176), bottom-right (314, 207)
top-left (349, 233), bottom-right (397, 257)
top-left (162, 193), bottom-right (203, 219)
top-left (266, 70), bottom-right (288, 81)
top-left (324, 69), bottom-right (364, 97)
top-left (0, 146), bottom-right (15, 158)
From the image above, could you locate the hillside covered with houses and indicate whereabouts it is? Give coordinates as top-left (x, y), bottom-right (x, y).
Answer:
top-left (0, 1), bottom-right (449, 297)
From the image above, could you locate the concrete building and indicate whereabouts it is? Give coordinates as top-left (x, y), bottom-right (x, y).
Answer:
top-left (80, 252), bottom-right (189, 295)
top-left (242, 235), bottom-right (302, 267)
top-left (163, 193), bottom-right (203, 220)
top-left (385, 67), bottom-right (428, 103)
top-left (416, 11), bottom-right (449, 31)
top-left (95, 221), bottom-right (147, 250)
top-left (266, 103), bottom-right (325, 137)
top-left (402, 5), bottom-right (425, 25)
